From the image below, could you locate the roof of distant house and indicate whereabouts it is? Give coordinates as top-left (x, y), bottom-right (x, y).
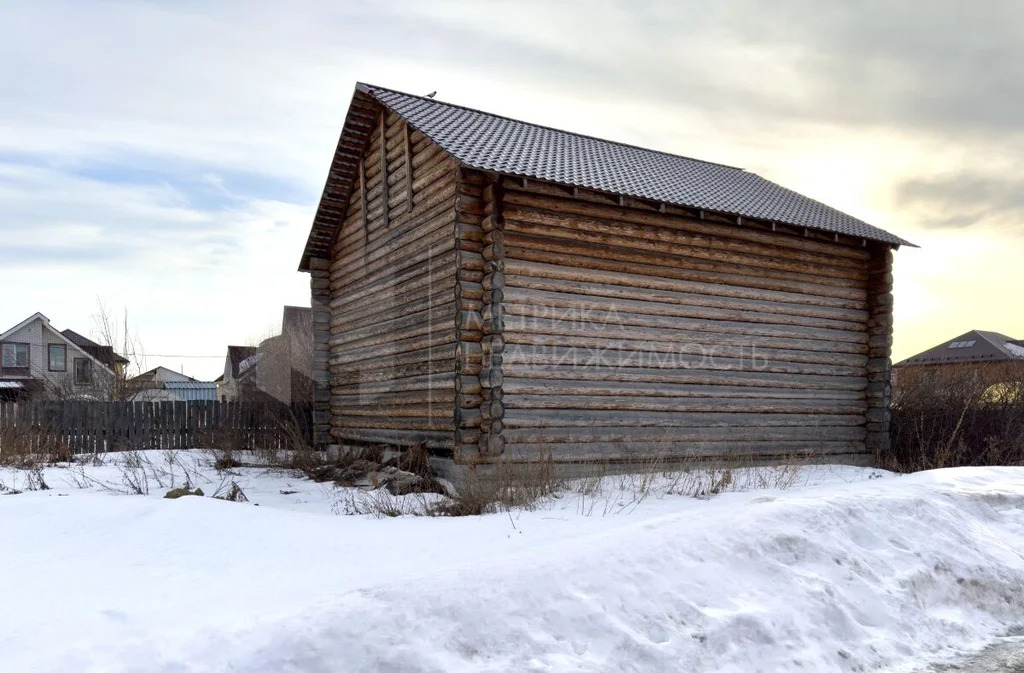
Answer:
top-left (226, 345), bottom-right (260, 378)
top-left (301, 83), bottom-right (912, 269)
top-left (61, 329), bottom-right (130, 366)
top-left (896, 330), bottom-right (1024, 367)
top-left (130, 366), bottom-right (198, 383)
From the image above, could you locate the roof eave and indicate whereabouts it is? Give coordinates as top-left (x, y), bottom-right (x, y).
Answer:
top-left (299, 85), bottom-right (387, 272)
top-left (467, 165), bottom-right (913, 249)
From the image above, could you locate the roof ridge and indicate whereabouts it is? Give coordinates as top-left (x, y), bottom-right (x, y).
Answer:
top-left (356, 82), bottom-right (746, 172)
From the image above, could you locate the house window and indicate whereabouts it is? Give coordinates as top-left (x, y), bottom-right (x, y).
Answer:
top-left (74, 358), bottom-right (93, 385)
top-left (48, 344), bottom-right (67, 371)
top-left (1, 343), bottom-right (29, 369)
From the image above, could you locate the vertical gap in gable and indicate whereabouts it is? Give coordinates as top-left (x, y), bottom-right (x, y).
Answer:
top-left (404, 121), bottom-right (414, 214)
top-left (358, 151), bottom-right (368, 274)
top-left (379, 112), bottom-right (389, 228)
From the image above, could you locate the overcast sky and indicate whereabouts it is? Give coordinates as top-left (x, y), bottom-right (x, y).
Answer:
top-left (2, 0), bottom-right (1023, 379)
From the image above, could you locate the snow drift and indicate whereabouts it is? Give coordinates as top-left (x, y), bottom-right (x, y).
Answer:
top-left (1, 460), bottom-right (1022, 672)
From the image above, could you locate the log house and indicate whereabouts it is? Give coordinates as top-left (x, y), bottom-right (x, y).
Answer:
top-left (299, 83), bottom-right (913, 465)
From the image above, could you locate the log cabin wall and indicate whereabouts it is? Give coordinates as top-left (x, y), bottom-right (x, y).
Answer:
top-left (492, 177), bottom-right (886, 463)
top-left (308, 256), bottom-right (332, 447)
top-left (326, 109), bottom-right (460, 450)
top-left (865, 247), bottom-right (894, 458)
top-left (452, 169), bottom-right (489, 458)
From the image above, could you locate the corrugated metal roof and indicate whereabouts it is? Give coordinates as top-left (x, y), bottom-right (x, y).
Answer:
top-left (163, 381), bottom-right (217, 402)
top-left (357, 83), bottom-right (912, 248)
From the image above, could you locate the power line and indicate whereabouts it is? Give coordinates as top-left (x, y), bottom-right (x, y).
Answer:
top-left (143, 354), bottom-right (225, 358)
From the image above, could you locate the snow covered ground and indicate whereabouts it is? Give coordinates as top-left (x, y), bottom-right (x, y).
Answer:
top-left (1, 451), bottom-right (1022, 673)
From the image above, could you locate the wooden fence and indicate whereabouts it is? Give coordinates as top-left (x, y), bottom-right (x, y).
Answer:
top-left (0, 401), bottom-right (312, 454)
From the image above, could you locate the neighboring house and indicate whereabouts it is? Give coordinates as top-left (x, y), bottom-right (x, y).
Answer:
top-left (60, 329), bottom-right (130, 378)
top-left (893, 330), bottom-right (1024, 393)
top-left (298, 83), bottom-right (912, 463)
top-left (217, 346), bottom-right (260, 402)
top-left (0, 313), bottom-right (122, 401)
top-left (128, 366), bottom-right (217, 402)
top-left (216, 307), bottom-right (313, 404)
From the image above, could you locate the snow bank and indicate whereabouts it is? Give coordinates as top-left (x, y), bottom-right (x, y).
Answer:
top-left (1, 457), bottom-right (1022, 672)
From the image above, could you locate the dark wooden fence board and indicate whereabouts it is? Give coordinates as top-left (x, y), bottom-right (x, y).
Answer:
top-left (0, 401), bottom-right (312, 454)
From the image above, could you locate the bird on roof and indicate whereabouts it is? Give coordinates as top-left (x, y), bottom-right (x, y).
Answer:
top-left (425, 91), bottom-right (436, 98)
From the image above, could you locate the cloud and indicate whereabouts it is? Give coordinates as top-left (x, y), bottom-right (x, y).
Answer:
top-left (894, 173), bottom-right (1024, 231)
top-left (2, 0), bottom-right (1023, 373)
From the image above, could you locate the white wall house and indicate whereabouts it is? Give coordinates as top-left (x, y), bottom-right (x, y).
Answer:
top-left (128, 366), bottom-right (217, 402)
top-left (0, 313), bottom-right (119, 401)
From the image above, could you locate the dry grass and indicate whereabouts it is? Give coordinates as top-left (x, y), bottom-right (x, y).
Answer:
top-left (334, 448), bottom-right (817, 519)
top-left (0, 421), bottom-right (70, 468)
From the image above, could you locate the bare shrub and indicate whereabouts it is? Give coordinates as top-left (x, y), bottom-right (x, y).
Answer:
top-left (119, 450), bottom-right (151, 494)
top-left (334, 489), bottom-right (430, 518)
top-left (213, 481), bottom-right (248, 503)
top-left (888, 363), bottom-right (1024, 470)
top-left (0, 420), bottom-right (70, 468)
top-left (197, 397), bottom-right (317, 471)
top-left (430, 459), bottom-right (561, 516)
top-left (63, 447), bottom-right (209, 495)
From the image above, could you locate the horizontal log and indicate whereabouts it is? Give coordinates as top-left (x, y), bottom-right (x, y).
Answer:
top-left (329, 385), bottom-right (454, 407)
top-left (502, 424), bottom-right (867, 443)
top-left (500, 182), bottom-right (871, 262)
top-left (455, 407), bottom-right (482, 428)
top-left (332, 255), bottom-right (457, 314)
top-left (503, 259), bottom-right (868, 322)
top-left (331, 306), bottom-right (456, 355)
top-left (330, 344), bottom-right (456, 382)
top-left (456, 281), bottom-right (483, 301)
top-left (501, 333), bottom-right (868, 367)
top-left (501, 364), bottom-right (866, 390)
top-left (501, 440), bottom-right (868, 462)
top-left (504, 240), bottom-right (866, 303)
top-left (332, 207), bottom-right (456, 287)
top-left (331, 373), bottom-right (455, 395)
top-left (332, 239), bottom-right (458, 306)
top-left (455, 375), bottom-right (482, 394)
top-left (502, 394), bottom-right (864, 414)
top-left (502, 202), bottom-right (867, 271)
top-left (500, 346), bottom-right (865, 377)
top-left (501, 409), bottom-right (864, 428)
top-left (330, 330), bottom-right (457, 367)
top-left (503, 213), bottom-right (865, 281)
top-left (503, 231), bottom-right (864, 293)
top-left (332, 291), bottom-right (456, 338)
top-left (500, 377), bottom-right (865, 399)
top-left (503, 291), bottom-right (867, 345)
top-left (456, 341), bottom-right (483, 363)
top-left (332, 249), bottom-right (458, 309)
top-left (458, 310), bottom-right (483, 332)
